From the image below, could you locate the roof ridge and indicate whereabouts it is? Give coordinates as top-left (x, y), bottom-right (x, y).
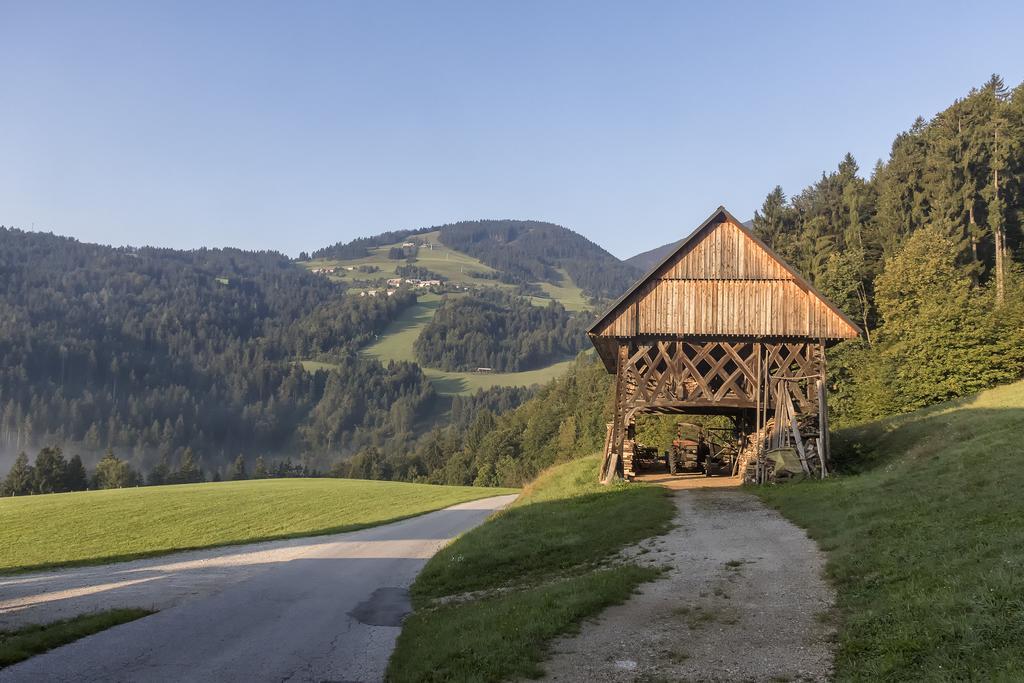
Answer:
top-left (586, 206), bottom-right (863, 338)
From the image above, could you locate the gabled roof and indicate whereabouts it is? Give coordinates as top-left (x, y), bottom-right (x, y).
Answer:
top-left (588, 206), bottom-right (863, 344)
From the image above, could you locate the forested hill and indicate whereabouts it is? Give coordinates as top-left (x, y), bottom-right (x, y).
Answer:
top-left (436, 220), bottom-right (639, 300)
top-left (313, 219), bottom-right (641, 301)
top-left (0, 228), bottom-right (431, 476)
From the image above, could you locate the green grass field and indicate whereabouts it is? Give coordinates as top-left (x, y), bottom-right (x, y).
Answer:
top-left (387, 454), bottom-right (675, 682)
top-left (0, 478), bottom-right (517, 574)
top-left (298, 359), bottom-right (341, 373)
top-left (421, 360), bottom-right (578, 396)
top-left (758, 379), bottom-right (1024, 681)
top-left (362, 292), bottom-right (445, 363)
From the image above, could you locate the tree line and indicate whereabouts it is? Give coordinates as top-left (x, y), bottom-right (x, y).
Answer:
top-left (0, 229), bottom-right (433, 478)
top-left (751, 75), bottom-right (1024, 423)
top-left (0, 444), bottom-right (343, 496)
top-left (413, 289), bottom-right (588, 372)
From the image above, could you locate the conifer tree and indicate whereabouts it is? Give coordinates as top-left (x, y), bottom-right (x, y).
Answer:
top-left (231, 454), bottom-right (248, 480)
top-left (64, 454), bottom-right (89, 491)
top-left (147, 454), bottom-right (170, 486)
top-left (34, 446), bottom-right (68, 494)
top-left (176, 448), bottom-right (202, 484)
top-left (2, 452), bottom-right (34, 496)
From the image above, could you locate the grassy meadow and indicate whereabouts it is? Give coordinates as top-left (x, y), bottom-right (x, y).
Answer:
top-left (361, 292), bottom-right (446, 363)
top-left (0, 478), bottom-right (517, 574)
top-left (758, 379), bottom-right (1024, 681)
top-left (387, 454), bottom-right (675, 682)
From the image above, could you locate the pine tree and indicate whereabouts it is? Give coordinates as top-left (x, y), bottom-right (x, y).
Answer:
top-left (34, 446), bottom-right (68, 494)
top-left (176, 448), bottom-right (202, 484)
top-left (253, 456), bottom-right (268, 479)
top-left (64, 454), bottom-right (89, 491)
top-left (147, 454), bottom-right (170, 486)
top-left (231, 454), bottom-right (248, 480)
top-left (2, 452), bottom-right (35, 496)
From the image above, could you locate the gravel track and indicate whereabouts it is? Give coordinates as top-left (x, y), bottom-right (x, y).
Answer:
top-left (538, 488), bottom-right (835, 682)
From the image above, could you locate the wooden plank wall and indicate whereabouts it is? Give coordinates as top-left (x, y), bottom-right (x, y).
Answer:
top-left (593, 218), bottom-right (858, 340)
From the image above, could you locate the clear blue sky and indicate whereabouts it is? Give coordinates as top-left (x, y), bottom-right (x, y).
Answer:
top-left (3, 1), bottom-right (1023, 259)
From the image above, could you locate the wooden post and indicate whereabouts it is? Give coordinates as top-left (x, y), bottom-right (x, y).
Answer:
top-left (816, 379), bottom-right (829, 478)
top-left (784, 389), bottom-right (811, 474)
top-left (601, 342), bottom-right (630, 484)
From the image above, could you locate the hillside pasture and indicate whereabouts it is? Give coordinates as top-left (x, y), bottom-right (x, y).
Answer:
top-left (759, 379), bottom-right (1024, 681)
top-left (422, 359), bottom-right (577, 395)
top-left (0, 478), bottom-right (517, 574)
top-left (302, 231), bottom-right (590, 311)
top-left (361, 292), bottom-right (445, 363)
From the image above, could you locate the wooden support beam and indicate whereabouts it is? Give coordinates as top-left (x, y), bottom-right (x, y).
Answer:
top-left (784, 389), bottom-right (811, 474)
top-left (601, 342), bottom-right (630, 484)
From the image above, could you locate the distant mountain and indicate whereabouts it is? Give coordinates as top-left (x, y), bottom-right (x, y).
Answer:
top-left (315, 220), bottom-right (642, 301)
top-left (625, 219), bottom-right (753, 271)
top-left (624, 239), bottom-right (685, 272)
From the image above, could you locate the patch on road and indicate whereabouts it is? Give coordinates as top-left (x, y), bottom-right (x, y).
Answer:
top-left (348, 587), bottom-right (411, 627)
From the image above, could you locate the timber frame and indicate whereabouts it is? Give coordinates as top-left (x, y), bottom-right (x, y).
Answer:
top-left (590, 207), bottom-right (861, 483)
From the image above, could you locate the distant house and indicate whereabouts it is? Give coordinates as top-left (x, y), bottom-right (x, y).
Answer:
top-left (402, 242), bottom-right (416, 248)
top-left (475, 367), bottom-right (494, 373)
top-left (402, 278), bottom-right (442, 288)
top-left (387, 278), bottom-right (403, 287)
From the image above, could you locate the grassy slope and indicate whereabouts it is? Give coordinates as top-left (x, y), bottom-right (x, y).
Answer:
top-left (0, 609), bottom-right (153, 669)
top-left (0, 478), bottom-right (517, 574)
top-left (758, 379), bottom-right (1024, 681)
top-left (305, 231), bottom-right (589, 312)
top-left (387, 454), bottom-right (675, 682)
top-left (362, 292), bottom-right (445, 363)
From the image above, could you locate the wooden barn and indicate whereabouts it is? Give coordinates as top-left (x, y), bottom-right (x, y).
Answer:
top-left (589, 207), bottom-right (861, 484)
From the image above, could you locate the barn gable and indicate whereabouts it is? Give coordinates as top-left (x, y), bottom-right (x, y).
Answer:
top-left (589, 207), bottom-right (861, 371)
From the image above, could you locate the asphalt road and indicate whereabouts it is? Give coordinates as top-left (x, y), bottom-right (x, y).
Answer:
top-left (0, 494), bottom-right (517, 683)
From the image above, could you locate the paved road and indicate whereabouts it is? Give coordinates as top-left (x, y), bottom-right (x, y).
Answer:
top-left (0, 494), bottom-right (517, 683)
